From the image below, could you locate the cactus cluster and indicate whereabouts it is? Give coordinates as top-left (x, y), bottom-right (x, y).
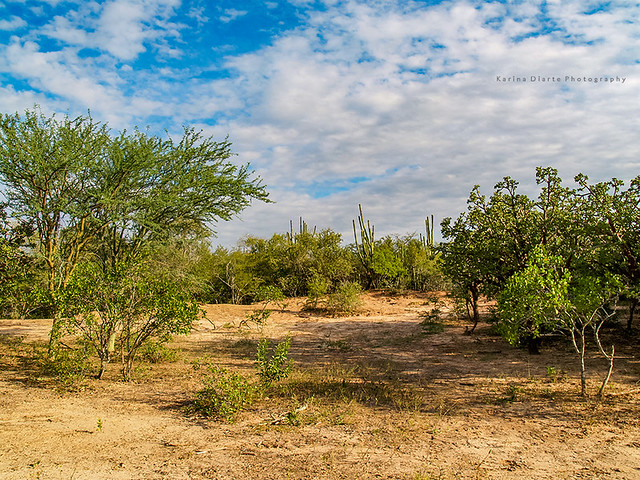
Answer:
top-left (352, 204), bottom-right (375, 268)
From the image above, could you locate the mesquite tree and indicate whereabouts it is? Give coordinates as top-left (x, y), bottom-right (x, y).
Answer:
top-left (0, 107), bottom-right (269, 317)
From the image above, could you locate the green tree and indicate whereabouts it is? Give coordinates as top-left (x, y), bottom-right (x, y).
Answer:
top-left (0, 202), bottom-right (45, 318)
top-left (59, 261), bottom-right (201, 380)
top-left (0, 108), bottom-right (112, 293)
top-left (239, 224), bottom-right (354, 299)
top-left (575, 174), bottom-right (640, 330)
top-left (440, 167), bottom-right (580, 333)
top-left (0, 107), bottom-right (269, 313)
top-left (370, 237), bottom-right (406, 288)
top-left (498, 245), bottom-right (620, 396)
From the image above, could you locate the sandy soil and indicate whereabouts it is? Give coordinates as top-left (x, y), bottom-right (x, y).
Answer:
top-left (1, 291), bottom-right (639, 480)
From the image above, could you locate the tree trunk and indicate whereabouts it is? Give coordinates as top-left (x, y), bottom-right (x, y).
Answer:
top-left (627, 298), bottom-right (638, 331)
top-left (467, 285), bottom-right (480, 333)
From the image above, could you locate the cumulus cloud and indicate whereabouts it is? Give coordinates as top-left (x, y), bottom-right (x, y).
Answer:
top-left (0, 16), bottom-right (27, 31)
top-left (0, 0), bottom-right (638, 247)
top-left (209, 0), bottom-right (640, 245)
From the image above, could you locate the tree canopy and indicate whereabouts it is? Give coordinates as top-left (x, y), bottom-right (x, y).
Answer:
top-left (0, 107), bottom-right (270, 295)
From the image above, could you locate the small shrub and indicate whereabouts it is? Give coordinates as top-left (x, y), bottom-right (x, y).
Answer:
top-left (190, 366), bottom-right (258, 422)
top-left (36, 342), bottom-right (93, 387)
top-left (325, 281), bottom-right (362, 315)
top-left (305, 275), bottom-right (330, 309)
top-left (501, 384), bottom-right (523, 403)
top-left (419, 309), bottom-right (444, 334)
top-left (256, 337), bottom-right (293, 389)
top-left (139, 340), bottom-right (179, 363)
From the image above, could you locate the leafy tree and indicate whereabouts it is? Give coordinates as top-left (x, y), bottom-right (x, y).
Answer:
top-left (575, 174), bottom-right (640, 330)
top-left (370, 237), bottom-right (406, 287)
top-left (440, 167), bottom-right (581, 333)
top-left (59, 261), bottom-right (201, 380)
top-left (239, 225), bottom-right (354, 299)
top-left (439, 216), bottom-right (486, 332)
top-left (58, 262), bottom-right (128, 379)
top-left (0, 109), bottom-right (112, 293)
top-left (0, 107), bottom-right (270, 303)
top-left (0, 203), bottom-right (46, 318)
top-left (191, 245), bottom-right (256, 304)
top-left (498, 245), bottom-right (620, 396)
top-left (395, 234), bottom-right (443, 291)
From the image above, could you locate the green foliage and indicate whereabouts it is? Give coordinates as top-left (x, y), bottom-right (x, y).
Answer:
top-left (370, 240), bottom-right (406, 286)
top-left (498, 245), bottom-right (620, 395)
top-left (305, 274), bottom-right (330, 309)
top-left (191, 338), bottom-right (293, 422)
top-left (256, 337), bottom-right (293, 389)
top-left (36, 342), bottom-right (94, 389)
top-left (497, 246), bottom-right (571, 347)
top-left (58, 260), bottom-right (200, 380)
top-left (0, 203), bottom-right (47, 319)
top-left (419, 309), bottom-right (445, 334)
top-left (138, 340), bottom-right (179, 364)
top-left (439, 167), bottom-right (629, 332)
top-left (352, 204), bottom-right (377, 288)
top-left (190, 366), bottom-right (258, 422)
top-left (325, 281), bottom-right (363, 316)
top-left (0, 107), bottom-right (269, 300)
top-left (241, 226), bottom-right (355, 299)
top-left (244, 309), bottom-right (272, 328)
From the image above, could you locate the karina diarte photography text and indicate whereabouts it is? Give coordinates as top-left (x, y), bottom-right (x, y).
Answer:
top-left (496, 75), bottom-right (627, 84)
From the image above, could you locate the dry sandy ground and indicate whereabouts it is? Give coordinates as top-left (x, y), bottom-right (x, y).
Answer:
top-left (1, 291), bottom-right (640, 480)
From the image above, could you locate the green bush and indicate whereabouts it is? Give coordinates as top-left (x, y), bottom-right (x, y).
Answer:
top-left (190, 366), bottom-right (258, 422)
top-left (325, 281), bottom-right (362, 315)
top-left (305, 275), bottom-right (330, 309)
top-left (419, 309), bottom-right (445, 334)
top-left (256, 337), bottom-right (292, 388)
top-left (138, 340), bottom-right (179, 363)
top-left (36, 342), bottom-right (94, 388)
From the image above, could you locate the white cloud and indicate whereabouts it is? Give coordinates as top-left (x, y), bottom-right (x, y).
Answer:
top-left (1, 0), bottom-right (639, 247)
top-left (220, 9), bottom-right (248, 23)
top-left (0, 16), bottom-right (27, 31)
top-left (207, 0), bottom-right (640, 246)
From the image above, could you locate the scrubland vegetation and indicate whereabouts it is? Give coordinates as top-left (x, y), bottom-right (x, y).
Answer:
top-left (1, 108), bottom-right (639, 479)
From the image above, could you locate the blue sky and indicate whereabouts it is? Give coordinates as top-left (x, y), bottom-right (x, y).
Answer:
top-left (1, 0), bottom-right (639, 246)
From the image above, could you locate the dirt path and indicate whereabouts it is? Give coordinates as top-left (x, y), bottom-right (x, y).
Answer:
top-left (1, 292), bottom-right (639, 479)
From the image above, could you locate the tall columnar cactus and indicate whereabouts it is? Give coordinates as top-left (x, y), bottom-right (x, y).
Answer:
top-left (352, 204), bottom-right (375, 269)
top-left (286, 217), bottom-right (316, 244)
top-left (421, 214), bottom-right (435, 248)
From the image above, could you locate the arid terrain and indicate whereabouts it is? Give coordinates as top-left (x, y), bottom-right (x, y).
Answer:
top-left (1, 291), bottom-right (640, 480)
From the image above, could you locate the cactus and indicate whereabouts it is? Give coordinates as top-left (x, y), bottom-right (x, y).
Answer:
top-left (352, 204), bottom-right (375, 268)
top-left (421, 214), bottom-right (435, 248)
top-left (286, 217), bottom-right (316, 244)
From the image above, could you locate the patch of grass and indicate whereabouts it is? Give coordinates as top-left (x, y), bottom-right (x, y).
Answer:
top-left (419, 310), bottom-right (445, 334)
top-left (138, 340), bottom-right (180, 363)
top-left (498, 384), bottom-right (523, 403)
top-left (275, 362), bottom-right (424, 412)
top-left (545, 365), bottom-right (566, 383)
